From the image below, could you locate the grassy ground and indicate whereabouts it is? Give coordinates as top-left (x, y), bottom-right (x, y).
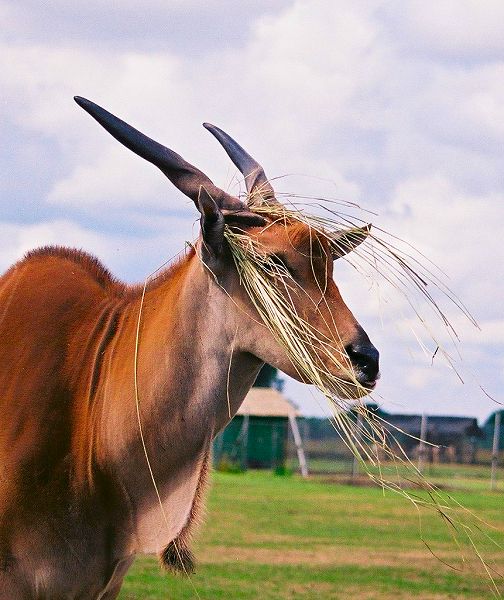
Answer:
top-left (348, 463), bottom-right (497, 492)
top-left (293, 459), bottom-right (500, 492)
top-left (119, 470), bottom-right (504, 599)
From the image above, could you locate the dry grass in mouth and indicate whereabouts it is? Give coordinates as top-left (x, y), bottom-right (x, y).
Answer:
top-left (222, 191), bottom-right (502, 596)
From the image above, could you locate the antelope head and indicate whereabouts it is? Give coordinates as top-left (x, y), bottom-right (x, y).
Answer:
top-left (75, 97), bottom-right (379, 399)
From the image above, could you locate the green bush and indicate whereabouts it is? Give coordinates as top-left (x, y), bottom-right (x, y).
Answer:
top-left (215, 455), bottom-right (245, 474)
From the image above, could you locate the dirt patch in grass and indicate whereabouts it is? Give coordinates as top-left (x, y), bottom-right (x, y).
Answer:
top-left (339, 589), bottom-right (465, 600)
top-left (282, 581), bottom-right (336, 597)
top-left (244, 533), bottom-right (324, 545)
top-left (198, 545), bottom-right (459, 568)
top-left (311, 474), bottom-right (457, 491)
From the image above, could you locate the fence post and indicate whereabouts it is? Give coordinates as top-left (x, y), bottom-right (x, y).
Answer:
top-left (491, 412), bottom-right (501, 491)
top-left (288, 412), bottom-right (309, 478)
top-left (352, 412), bottom-right (363, 482)
top-left (418, 413), bottom-right (428, 473)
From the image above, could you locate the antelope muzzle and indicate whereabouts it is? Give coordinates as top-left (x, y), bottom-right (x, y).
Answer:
top-left (345, 330), bottom-right (380, 390)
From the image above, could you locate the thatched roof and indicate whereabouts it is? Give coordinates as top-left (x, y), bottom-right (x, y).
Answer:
top-left (237, 387), bottom-right (300, 418)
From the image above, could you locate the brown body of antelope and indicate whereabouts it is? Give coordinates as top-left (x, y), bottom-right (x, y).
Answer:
top-left (0, 98), bottom-right (379, 599)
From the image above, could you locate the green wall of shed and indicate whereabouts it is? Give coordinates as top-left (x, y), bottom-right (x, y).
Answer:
top-left (214, 416), bottom-right (288, 470)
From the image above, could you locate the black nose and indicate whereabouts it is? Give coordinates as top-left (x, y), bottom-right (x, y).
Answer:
top-left (345, 342), bottom-right (380, 383)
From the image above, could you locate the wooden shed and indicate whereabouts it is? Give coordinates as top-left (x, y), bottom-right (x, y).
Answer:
top-left (213, 387), bottom-right (301, 470)
top-left (479, 410), bottom-right (504, 451)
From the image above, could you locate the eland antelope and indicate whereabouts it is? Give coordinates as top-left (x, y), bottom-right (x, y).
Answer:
top-left (0, 97), bottom-right (379, 599)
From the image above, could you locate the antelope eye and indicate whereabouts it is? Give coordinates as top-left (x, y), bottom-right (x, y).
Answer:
top-left (268, 253), bottom-right (296, 277)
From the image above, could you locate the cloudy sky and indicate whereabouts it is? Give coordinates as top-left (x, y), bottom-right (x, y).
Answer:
top-left (2, 0), bottom-right (503, 421)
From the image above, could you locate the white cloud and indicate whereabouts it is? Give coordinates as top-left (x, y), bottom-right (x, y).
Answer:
top-left (0, 217), bottom-right (195, 283)
top-left (383, 0), bottom-right (504, 60)
top-left (380, 175), bottom-right (503, 316)
top-left (48, 147), bottom-right (179, 211)
top-left (2, 0), bottom-right (290, 55)
top-left (0, 220), bottom-right (114, 270)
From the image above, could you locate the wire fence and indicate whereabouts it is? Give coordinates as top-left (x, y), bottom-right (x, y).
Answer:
top-left (288, 415), bottom-right (503, 491)
top-left (214, 413), bottom-right (504, 492)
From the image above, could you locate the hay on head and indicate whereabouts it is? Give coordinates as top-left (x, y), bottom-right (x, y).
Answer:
top-left (220, 190), bottom-right (502, 595)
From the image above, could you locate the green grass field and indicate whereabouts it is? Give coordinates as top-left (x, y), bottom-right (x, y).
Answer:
top-left (119, 470), bottom-right (504, 599)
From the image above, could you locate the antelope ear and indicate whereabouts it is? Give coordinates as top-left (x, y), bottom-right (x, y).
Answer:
top-left (197, 187), bottom-right (225, 256)
top-left (330, 224), bottom-right (371, 259)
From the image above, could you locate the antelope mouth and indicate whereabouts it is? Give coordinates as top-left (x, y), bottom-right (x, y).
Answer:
top-left (362, 379), bottom-right (377, 391)
top-left (362, 372), bottom-right (380, 388)
top-left (331, 373), bottom-right (379, 399)
top-left (336, 367), bottom-right (380, 391)
top-left (358, 371), bottom-right (380, 391)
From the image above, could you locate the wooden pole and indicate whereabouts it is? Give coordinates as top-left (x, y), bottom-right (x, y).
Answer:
top-left (288, 412), bottom-right (308, 478)
top-left (491, 412), bottom-right (501, 491)
top-left (418, 413), bottom-right (428, 473)
top-left (352, 412), bottom-right (363, 482)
